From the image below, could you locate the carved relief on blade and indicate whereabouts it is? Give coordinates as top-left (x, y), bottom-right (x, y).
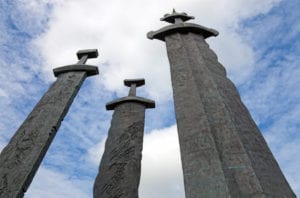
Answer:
top-left (109, 121), bottom-right (143, 161)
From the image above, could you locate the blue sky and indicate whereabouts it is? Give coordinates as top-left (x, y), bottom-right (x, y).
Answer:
top-left (0, 0), bottom-right (299, 197)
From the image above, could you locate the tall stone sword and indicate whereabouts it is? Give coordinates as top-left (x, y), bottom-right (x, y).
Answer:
top-left (148, 10), bottom-right (295, 197)
top-left (0, 49), bottom-right (99, 198)
top-left (94, 79), bottom-right (155, 198)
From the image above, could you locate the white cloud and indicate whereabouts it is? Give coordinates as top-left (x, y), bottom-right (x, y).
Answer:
top-left (25, 167), bottom-right (91, 198)
top-left (140, 125), bottom-right (184, 198)
top-left (208, 32), bottom-right (255, 83)
top-left (87, 134), bottom-right (106, 166)
top-left (0, 0), bottom-right (54, 141)
top-left (264, 107), bottom-right (300, 195)
top-left (236, 3), bottom-right (300, 194)
top-left (33, 0), bottom-right (281, 100)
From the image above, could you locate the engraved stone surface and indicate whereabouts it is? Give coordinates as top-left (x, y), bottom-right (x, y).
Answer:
top-left (94, 79), bottom-right (154, 198)
top-left (0, 49), bottom-right (99, 198)
top-left (148, 10), bottom-right (295, 198)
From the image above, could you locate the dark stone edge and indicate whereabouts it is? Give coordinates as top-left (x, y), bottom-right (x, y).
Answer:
top-left (53, 64), bottom-right (99, 77)
top-left (106, 96), bottom-right (155, 110)
top-left (147, 23), bottom-right (219, 41)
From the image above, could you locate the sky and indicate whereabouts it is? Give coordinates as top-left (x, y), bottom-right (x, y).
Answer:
top-left (0, 0), bottom-right (299, 197)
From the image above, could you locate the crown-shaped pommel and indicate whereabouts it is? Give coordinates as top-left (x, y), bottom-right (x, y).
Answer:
top-left (160, 9), bottom-right (195, 24)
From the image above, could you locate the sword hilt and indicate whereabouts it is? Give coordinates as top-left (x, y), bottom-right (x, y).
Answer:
top-left (76, 49), bottom-right (99, 65)
top-left (124, 79), bottom-right (145, 96)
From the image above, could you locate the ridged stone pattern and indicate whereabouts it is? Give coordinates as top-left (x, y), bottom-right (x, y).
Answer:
top-left (164, 32), bottom-right (295, 198)
top-left (94, 102), bottom-right (146, 198)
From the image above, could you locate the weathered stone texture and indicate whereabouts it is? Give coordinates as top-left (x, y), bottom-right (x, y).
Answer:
top-left (0, 71), bottom-right (86, 198)
top-left (94, 102), bottom-right (146, 198)
top-left (164, 32), bottom-right (295, 197)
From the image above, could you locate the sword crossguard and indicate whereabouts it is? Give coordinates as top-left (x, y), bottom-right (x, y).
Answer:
top-left (53, 49), bottom-right (99, 77)
top-left (106, 78), bottom-right (155, 110)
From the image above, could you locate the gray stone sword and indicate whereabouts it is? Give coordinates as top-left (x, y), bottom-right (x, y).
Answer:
top-left (94, 79), bottom-right (154, 198)
top-left (147, 10), bottom-right (295, 198)
top-left (0, 49), bottom-right (99, 198)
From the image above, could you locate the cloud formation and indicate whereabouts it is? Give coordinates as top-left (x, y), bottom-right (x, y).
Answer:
top-left (33, 0), bottom-right (281, 99)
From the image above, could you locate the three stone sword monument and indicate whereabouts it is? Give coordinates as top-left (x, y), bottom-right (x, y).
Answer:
top-left (94, 79), bottom-right (155, 198)
top-left (0, 49), bottom-right (99, 198)
top-left (148, 10), bottom-right (295, 197)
